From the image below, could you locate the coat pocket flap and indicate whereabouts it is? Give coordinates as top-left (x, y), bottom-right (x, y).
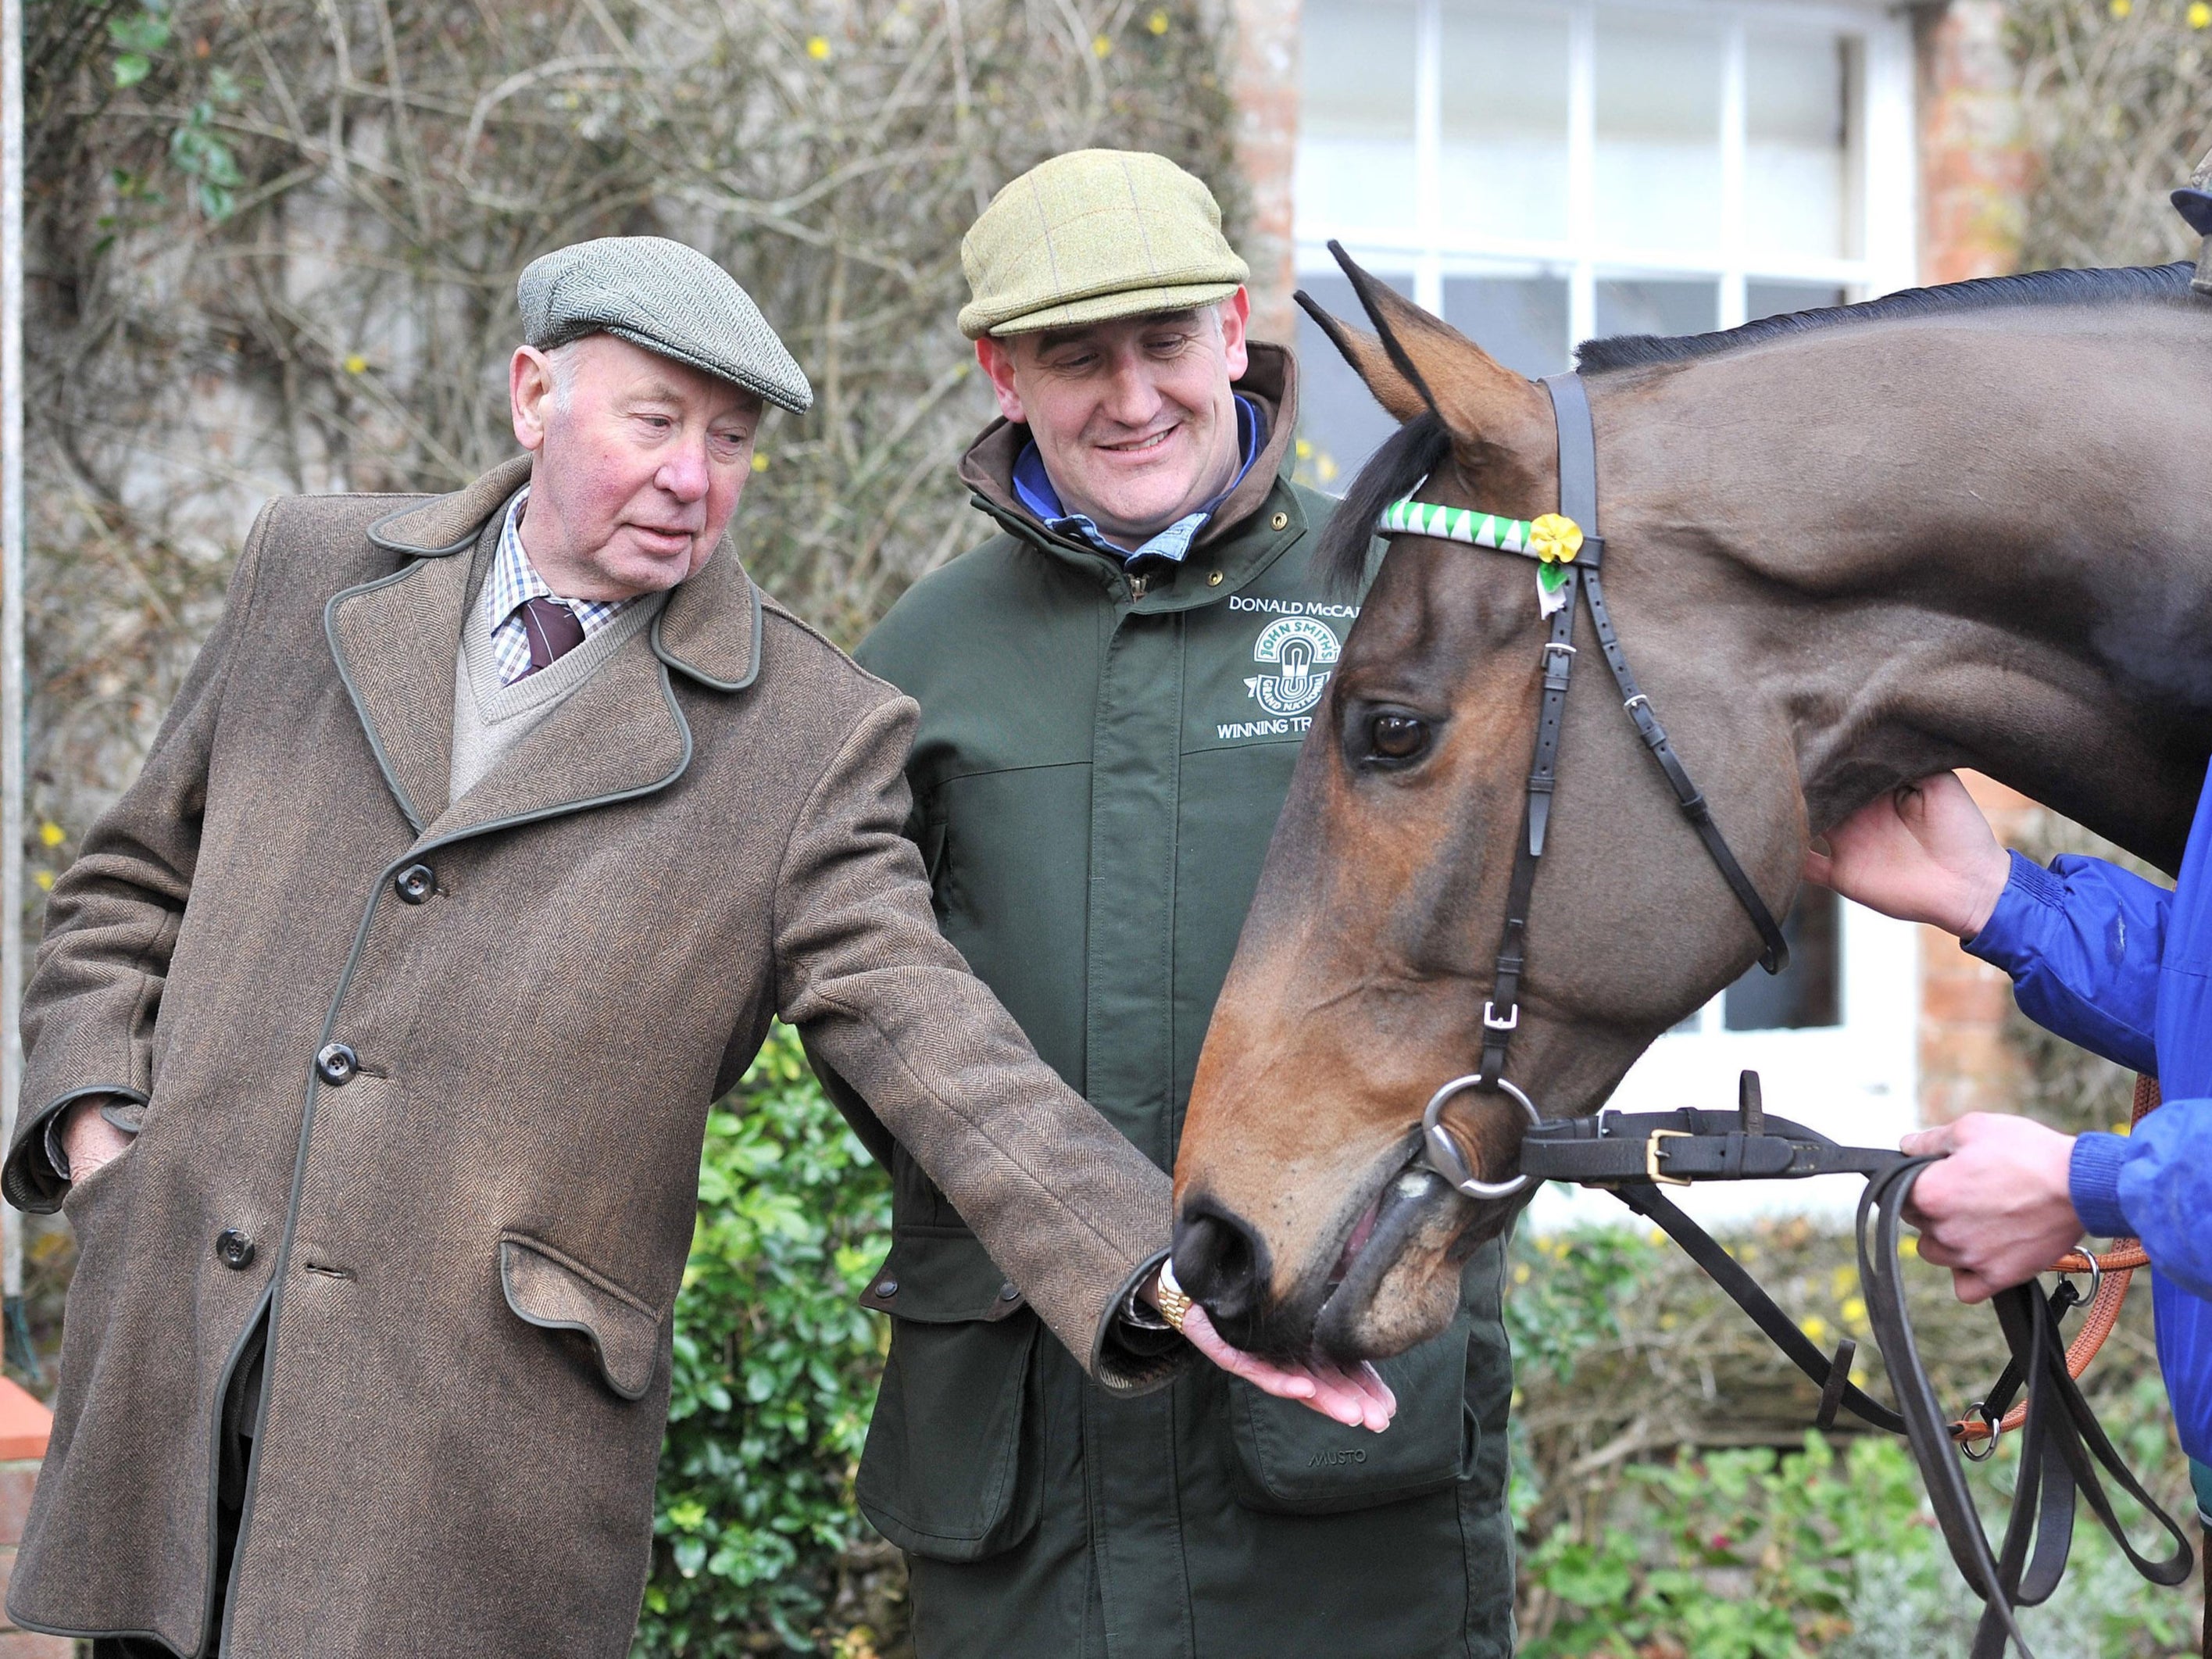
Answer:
top-left (859, 1225), bottom-right (1024, 1322)
top-left (1230, 1309), bottom-right (1478, 1515)
top-left (499, 1233), bottom-right (662, 1401)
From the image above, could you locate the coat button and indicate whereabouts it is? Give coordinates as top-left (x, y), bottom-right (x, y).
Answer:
top-left (216, 1229), bottom-right (256, 1270)
top-left (393, 863), bottom-right (434, 904)
top-left (314, 1042), bottom-right (359, 1085)
top-left (999, 1281), bottom-right (1021, 1302)
top-left (874, 1278), bottom-right (898, 1298)
top-left (1206, 570), bottom-right (1224, 587)
top-left (1270, 511), bottom-right (1290, 531)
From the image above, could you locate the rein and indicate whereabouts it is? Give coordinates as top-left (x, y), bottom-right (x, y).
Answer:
top-left (1371, 374), bottom-right (2196, 1656)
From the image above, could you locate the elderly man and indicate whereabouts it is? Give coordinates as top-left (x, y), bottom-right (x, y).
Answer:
top-left (845, 151), bottom-right (1517, 1659)
top-left (0, 236), bottom-right (1285, 1659)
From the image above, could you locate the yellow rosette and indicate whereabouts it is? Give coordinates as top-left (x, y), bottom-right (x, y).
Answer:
top-left (1528, 513), bottom-right (1583, 564)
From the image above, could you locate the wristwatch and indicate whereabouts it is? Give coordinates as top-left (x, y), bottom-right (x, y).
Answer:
top-left (1120, 1253), bottom-right (1193, 1333)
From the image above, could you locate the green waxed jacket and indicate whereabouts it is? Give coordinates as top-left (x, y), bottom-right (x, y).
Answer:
top-left (848, 345), bottom-right (1516, 1659)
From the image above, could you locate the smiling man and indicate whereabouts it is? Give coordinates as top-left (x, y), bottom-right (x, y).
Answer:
top-left (0, 235), bottom-right (1256, 1659)
top-left (846, 152), bottom-right (1519, 1659)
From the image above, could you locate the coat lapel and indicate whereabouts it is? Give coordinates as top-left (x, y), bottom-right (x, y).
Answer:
top-left (325, 514), bottom-right (495, 833)
top-left (327, 449), bottom-right (768, 846)
top-left (416, 624), bottom-right (691, 846)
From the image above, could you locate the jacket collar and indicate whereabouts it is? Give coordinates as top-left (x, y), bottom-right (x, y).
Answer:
top-left (331, 458), bottom-right (762, 838)
top-left (365, 456), bottom-right (763, 693)
top-left (956, 341), bottom-right (1303, 602)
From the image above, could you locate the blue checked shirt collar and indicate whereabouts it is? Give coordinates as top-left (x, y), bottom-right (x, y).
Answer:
top-left (488, 488), bottom-right (632, 686)
top-left (1010, 395), bottom-right (1265, 567)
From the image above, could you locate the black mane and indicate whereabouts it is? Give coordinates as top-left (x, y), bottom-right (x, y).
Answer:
top-left (1315, 411), bottom-right (1450, 594)
top-left (1320, 263), bottom-right (2196, 593)
top-left (1577, 261), bottom-right (2195, 372)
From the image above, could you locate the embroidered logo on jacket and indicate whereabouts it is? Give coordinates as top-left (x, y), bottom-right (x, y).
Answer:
top-left (1244, 617), bottom-right (1340, 717)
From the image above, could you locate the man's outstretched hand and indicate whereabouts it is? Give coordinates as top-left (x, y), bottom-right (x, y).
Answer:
top-left (1179, 1303), bottom-right (1397, 1432)
top-left (1899, 1112), bottom-right (2084, 1303)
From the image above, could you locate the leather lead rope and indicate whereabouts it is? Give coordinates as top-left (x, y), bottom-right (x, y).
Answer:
top-left (1515, 1082), bottom-right (2196, 1659)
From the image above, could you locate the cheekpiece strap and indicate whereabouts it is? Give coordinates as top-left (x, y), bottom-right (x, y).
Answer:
top-left (1372, 370), bottom-right (1792, 1104)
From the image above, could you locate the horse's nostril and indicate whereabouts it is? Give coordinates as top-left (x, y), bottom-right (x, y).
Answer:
top-left (1173, 1207), bottom-right (1267, 1322)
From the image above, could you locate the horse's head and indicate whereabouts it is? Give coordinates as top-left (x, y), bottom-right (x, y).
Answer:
top-left (1171, 250), bottom-right (1815, 1362)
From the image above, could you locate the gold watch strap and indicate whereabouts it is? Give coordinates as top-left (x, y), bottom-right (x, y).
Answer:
top-left (1154, 1258), bottom-right (1194, 1332)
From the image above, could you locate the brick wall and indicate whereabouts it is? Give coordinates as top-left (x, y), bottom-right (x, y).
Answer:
top-left (1224, 0), bottom-right (1299, 342)
top-left (1916, 0), bottom-right (2035, 285)
top-left (1917, 774), bottom-right (2041, 1126)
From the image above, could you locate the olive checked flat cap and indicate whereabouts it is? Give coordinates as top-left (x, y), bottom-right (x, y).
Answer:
top-left (959, 150), bottom-right (1249, 339)
top-left (518, 236), bottom-right (813, 413)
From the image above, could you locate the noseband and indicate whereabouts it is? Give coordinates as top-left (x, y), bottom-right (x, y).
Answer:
top-left (1377, 372), bottom-right (1790, 1199)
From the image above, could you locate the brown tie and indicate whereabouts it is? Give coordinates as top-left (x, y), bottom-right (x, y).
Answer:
top-left (520, 595), bottom-right (585, 676)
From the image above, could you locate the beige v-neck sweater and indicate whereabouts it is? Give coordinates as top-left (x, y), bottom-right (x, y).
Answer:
top-left (450, 583), bottom-right (665, 803)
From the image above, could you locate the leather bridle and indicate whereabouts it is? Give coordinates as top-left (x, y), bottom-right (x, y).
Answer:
top-left (1380, 371), bottom-right (1790, 1201)
top-left (1367, 373), bottom-right (2196, 1657)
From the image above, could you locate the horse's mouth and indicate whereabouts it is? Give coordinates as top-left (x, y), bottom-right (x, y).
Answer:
top-left (1308, 1160), bottom-right (1464, 1359)
top-left (1325, 1193), bottom-right (1385, 1293)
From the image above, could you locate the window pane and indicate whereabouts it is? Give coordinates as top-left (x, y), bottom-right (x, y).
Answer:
top-left (1723, 886), bottom-right (1840, 1032)
top-left (1746, 33), bottom-right (1855, 263)
top-left (1438, 3), bottom-right (1570, 243)
top-left (1595, 277), bottom-right (1716, 339)
top-left (1746, 281), bottom-right (1845, 324)
top-left (1297, 0), bottom-right (1417, 237)
top-left (1443, 274), bottom-right (1569, 378)
top-left (1596, 15), bottom-right (1722, 255)
top-left (1294, 270), bottom-right (1415, 492)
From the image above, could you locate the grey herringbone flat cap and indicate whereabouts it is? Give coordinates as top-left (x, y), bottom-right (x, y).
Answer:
top-left (517, 237), bottom-right (813, 413)
top-left (959, 150), bottom-right (1248, 339)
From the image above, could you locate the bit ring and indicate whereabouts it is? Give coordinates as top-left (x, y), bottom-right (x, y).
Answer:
top-left (1421, 1075), bottom-right (1542, 1199)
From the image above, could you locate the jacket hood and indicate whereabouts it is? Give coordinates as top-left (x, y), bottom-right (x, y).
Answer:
top-left (956, 340), bottom-right (1302, 556)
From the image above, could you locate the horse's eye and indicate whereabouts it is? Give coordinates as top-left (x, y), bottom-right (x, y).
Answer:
top-left (1370, 714), bottom-right (1430, 760)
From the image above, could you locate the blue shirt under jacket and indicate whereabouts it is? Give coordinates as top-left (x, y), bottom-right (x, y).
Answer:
top-left (1967, 783), bottom-right (2212, 1468)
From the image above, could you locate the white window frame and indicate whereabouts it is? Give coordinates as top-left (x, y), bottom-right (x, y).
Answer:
top-left (1294, 0), bottom-right (1928, 1226)
top-left (1295, 0), bottom-right (1921, 337)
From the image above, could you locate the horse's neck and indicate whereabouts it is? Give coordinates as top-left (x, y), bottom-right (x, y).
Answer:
top-left (1615, 315), bottom-right (2212, 871)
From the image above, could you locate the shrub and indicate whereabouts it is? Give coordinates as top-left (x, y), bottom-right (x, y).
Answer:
top-left (633, 1024), bottom-right (895, 1657)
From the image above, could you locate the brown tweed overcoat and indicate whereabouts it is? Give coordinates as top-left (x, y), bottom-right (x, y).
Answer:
top-left (0, 456), bottom-right (1177, 1658)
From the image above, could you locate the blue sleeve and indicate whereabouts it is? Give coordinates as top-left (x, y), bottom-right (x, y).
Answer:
top-left (1964, 849), bottom-right (2170, 1076)
top-left (2068, 1102), bottom-right (2212, 1296)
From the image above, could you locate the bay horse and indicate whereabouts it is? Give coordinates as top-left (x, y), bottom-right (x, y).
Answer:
top-left (1170, 253), bottom-right (2212, 1366)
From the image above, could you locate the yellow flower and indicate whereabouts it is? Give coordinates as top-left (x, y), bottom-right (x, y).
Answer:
top-left (1646, 1227), bottom-right (1666, 1249)
top-left (1512, 1263), bottom-right (1531, 1285)
top-left (806, 34), bottom-right (831, 59)
top-left (1800, 1314), bottom-right (1831, 1345)
top-left (342, 353), bottom-right (369, 375)
top-left (1147, 8), bottom-right (1170, 31)
top-left (2109, 0), bottom-right (2132, 16)
top-left (1092, 33), bottom-right (1113, 55)
top-left (2192, 1), bottom-right (2210, 27)
top-left (750, 452), bottom-right (770, 472)
top-left (1528, 512), bottom-right (1583, 563)
top-left (38, 821), bottom-right (63, 847)
top-left (1899, 1234), bottom-right (1918, 1259)
top-left (1842, 1296), bottom-right (1868, 1327)
top-left (1295, 437), bottom-right (1313, 459)
top-left (35, 871), bottom-right (52, 892)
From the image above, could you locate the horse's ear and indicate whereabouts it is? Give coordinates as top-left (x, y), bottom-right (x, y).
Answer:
top-left (1323, 241), bottom-right (1551, 453)
top-left (1293, 293), bottom-right (1428, 424)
